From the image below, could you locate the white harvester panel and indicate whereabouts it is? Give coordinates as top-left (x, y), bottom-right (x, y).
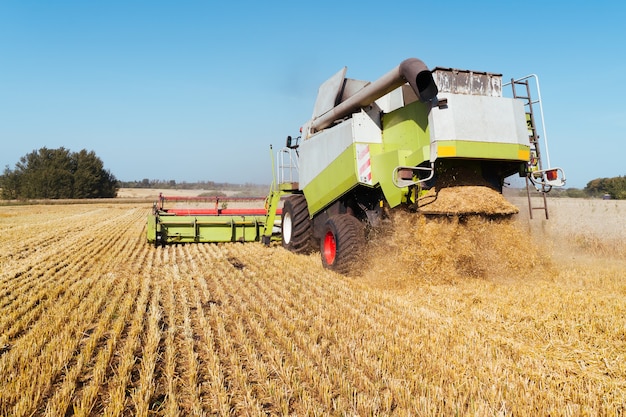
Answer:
top-left (432, 67), bottom-right (502, 97)
top-left (299, 111), bottom-right (382, 190)
top-left (428, 93), bottom-right (528, 160)
top-left (312, 67), bottom-right (346, 120)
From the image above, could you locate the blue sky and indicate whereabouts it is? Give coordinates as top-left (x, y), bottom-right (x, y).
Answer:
top-left (1, 1), bottom-right (624, 188)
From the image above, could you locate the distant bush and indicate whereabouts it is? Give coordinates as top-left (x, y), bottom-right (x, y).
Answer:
top-left (1, 147), bottom-right (118, 199)
top-left (584, 176), bottom-right (626, 199)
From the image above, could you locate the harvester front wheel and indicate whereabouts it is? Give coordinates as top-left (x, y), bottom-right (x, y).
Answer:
top-left (320, 214), bottom-right (365, 274)
top-left (281, 195), bottom-right (314, 254)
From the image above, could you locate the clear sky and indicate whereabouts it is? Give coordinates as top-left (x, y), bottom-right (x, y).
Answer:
top-left (1, 1), bottom-right (624, 188)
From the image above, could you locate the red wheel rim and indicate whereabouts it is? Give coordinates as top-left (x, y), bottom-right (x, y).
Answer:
top-left (323, 231), bottom-right (336, 265)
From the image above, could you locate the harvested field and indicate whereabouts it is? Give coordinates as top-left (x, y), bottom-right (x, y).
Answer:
top-left (1, 197), bottom-right (625, 416)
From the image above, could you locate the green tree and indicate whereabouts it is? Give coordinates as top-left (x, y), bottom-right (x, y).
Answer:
top-left (584, 175), bottom-right (626, 199)
top-left (73, 149), bottom-right (114, 198)
top-left (0, 147), bottom-right (118, 199)
top-left (1, 165), bottom-right (20, 199)
top-left (14, 147), bottom-right (74, 198)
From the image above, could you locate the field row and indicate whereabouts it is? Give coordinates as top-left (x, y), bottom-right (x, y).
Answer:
top-left (1, 203), bottom-right (625, 415)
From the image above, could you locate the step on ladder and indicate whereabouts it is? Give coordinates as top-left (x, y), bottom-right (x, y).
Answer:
top-left (507, 74), bottom-right (551, 219)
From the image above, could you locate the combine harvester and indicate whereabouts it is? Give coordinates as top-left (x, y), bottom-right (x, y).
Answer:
top-left (148, 57), bottom-right (565, 273)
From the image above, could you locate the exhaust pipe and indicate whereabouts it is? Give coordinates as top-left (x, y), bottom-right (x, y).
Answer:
top-left (310, 58), bottom-right (438, 132)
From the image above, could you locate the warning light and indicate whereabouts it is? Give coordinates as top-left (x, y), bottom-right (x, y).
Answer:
top-left (546, 169), bottom-right (558, 181)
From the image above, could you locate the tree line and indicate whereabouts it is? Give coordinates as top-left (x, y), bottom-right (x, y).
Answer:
top-left (118, 179), bottom-right (264, 190)
top-left (519, 175), bottom-right (624, 199)
top-left (117, 179), bottom-right (270, 195)
top-left (583, 176), bottom-right (626, 199)
top-left (1, 147), bottom-right (118, 199)
top-left (2, 147), bottom-right (623, 200)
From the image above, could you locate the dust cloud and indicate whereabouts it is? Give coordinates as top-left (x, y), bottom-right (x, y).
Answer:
top-left (361, 209), bottom-right (548, 289)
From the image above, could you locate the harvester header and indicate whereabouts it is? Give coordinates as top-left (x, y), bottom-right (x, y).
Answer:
top-left (146, 194), bottom-right (279, 245)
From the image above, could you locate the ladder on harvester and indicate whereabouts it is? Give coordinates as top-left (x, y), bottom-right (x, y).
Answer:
top-left (506, 75), bottom-right (565, 219)
top-left (261, 141), bottom-right (301, 244)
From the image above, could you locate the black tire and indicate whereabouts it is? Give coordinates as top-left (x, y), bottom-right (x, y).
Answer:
top-left (320, 214), bottom-right (365, 274)
top-left (281, 195), bottom-right (314, 254)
